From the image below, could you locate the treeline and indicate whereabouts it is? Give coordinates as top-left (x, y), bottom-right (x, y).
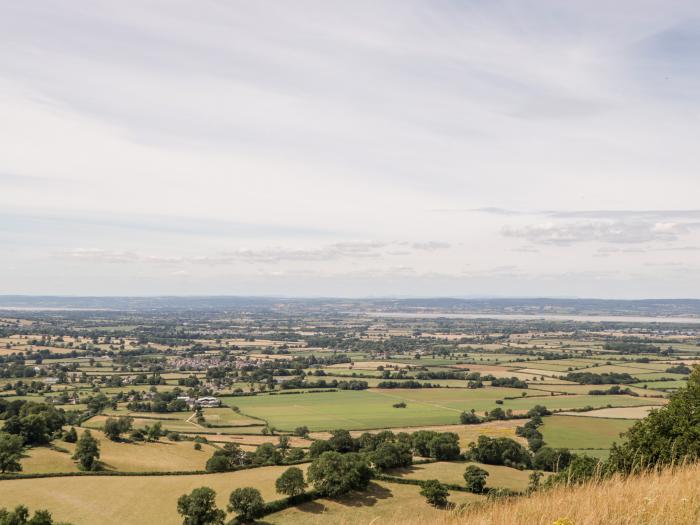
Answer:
top-left (564, 372), bottom-right (635, 384)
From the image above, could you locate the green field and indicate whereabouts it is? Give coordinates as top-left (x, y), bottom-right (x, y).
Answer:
top-left (221, 388), bottom-right (661, 431)
top-left (541, 415), bottom-right (636, 450)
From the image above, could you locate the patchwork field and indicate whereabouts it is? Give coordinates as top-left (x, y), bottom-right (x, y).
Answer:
top-left (386, 460), bottom-right (540, 491)
top-left (0, 465), bottom-right (308, 525)
top-left (265, 481), bottom-right (482, 525)
top-left (540, 415), bottom-right (636, 450)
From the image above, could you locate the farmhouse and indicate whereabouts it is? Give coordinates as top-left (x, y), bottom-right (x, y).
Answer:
top-left (195, 396), bottom-right (221, 407)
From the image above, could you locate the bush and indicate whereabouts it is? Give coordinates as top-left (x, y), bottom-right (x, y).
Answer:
top-left (459, 411), bottom-right (481, 424)
top-left (63, 427), bottom-right (78, 444)
top-left (463, 465), bottom-right (489, 493)
top-left (420, 479), bottom-right (449, 507)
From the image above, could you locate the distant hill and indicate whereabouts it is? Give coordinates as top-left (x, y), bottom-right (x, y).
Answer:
top-left (1, 295), bottom-right (700, 317)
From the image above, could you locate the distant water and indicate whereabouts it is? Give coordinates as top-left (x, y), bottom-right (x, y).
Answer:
top-left (367, 312), bottom-right (700, 324)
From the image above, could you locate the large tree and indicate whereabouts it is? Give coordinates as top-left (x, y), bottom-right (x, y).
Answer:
top-left (0, 433), bottom-right (23, 474)
top-left (227, 487), bottom-right (264, 522)
top-left (607, 366), bottom-right (700, 473)
top-left (307, 451), bottom-right (372, 497)
top-left (275, 467), bottom-right (307, 497)
top-left (420, 480), bottom-right (449, 507)
top-left (177, 487), bottom-right (225, 525)
top-left (463, 465), bottom-right (489, 494)
top-left (103, 417), bottom-right (133, 441)
top-left (72, 430), bottom-right (100, 471)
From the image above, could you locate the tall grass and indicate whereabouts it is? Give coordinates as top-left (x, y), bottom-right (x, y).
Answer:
top-left (390, 462), bottom-right (700, 525)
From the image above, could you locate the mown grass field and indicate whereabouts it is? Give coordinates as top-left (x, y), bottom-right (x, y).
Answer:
top-left (540, 415), bottom-right (635, 450)
top-left (223, 388), bottom-right (542, 431)
top-left (0, 464), bottom-right (307, 525)
top-left (386, 461), bottom-right (541, 491)
top-left (222, 388), bottom-right (664, 431)
top-left (265, 481), bottom-right (482, 525)
top-left (21, 429), bottom-right (218, 473)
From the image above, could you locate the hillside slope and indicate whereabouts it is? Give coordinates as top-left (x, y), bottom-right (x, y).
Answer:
top-left (393, 462), bottom-right (700, 525)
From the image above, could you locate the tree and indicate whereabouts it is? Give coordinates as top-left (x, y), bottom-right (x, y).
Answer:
top-left (227, 487), bottom-right (264, 522)
top-left (411, 430), bottom-right (438, 457)
top-left (0, 433), bottom-right (23, 473)
top-left (307, 451), bottom-right (372, 497)
top-left (63, 427), bottom-right (78, 444)
top-left (420, 479), bottom-right (449, 507)
top-left (103, 417), bottom-right (133, 441)
top-left (309, 439), bottom-right (333, 458)
top-left (328, 429), bottom-right (355, 452)
top-left (285, 448), bottom-right (305, 462)
top-left (528, 471), bottom-right (543, 492)
top-left (205, 443), bottom-right (249, 472)
top-left (369, 442), bottom-right (412, 471)
top-left (546, 455), bottom-right (601, 486)
top-left (293, 426), bottom-right (309, 438)
top-left (463, 465), bottom-right (489, 493)
top-left (459, 411), bottom-right (481, 424)
top-left (428, 433), bottom-right (461, 460)
top-left (277, 435), bottom-right (290, 453)
top-left (0, 505), bottom-right (70, 525)
top-left (468, 436), bottom-right (531, 468)
top-left (275, 467), bottom-right (307, 497)
top-left (251, 443), bottom-right (282, 466)
top-left (533, 447), bottom-right (573, 472)
top-left (145, 422), bottom-right (163, 442)
top-left (607, 366), bottom-right (700, 474)
top-left (177, 487), bottom-right (225, 525)
top-left (72, 430), bottom-right (100, 471)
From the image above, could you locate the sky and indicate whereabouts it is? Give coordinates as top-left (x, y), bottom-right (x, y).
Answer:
top-left (1, 0), bottom-right (700, 298)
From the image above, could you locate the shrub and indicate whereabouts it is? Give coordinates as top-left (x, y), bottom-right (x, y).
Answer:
top-left (420, 479), bottom-right (449, 507)
top-left (463, 465), bottom-right (489, 493)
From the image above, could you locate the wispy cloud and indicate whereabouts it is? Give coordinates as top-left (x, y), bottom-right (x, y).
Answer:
top-left (502, 220), bottom-right (699, 246)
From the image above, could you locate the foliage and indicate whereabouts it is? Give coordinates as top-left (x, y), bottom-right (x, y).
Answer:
top-left (275, 467), bottom-right (307, 497)
top-left (463, 465), bottom-right (489, 493)
top-left (607, 366), bottom-right (700, 474)
top-left (177, 487), bottom-right (225, 525)
top-left (307, 451), bottom-right (372, 497)
top-left (72, 430), bottom-right (100, 471)
top-left (103, 417), bottom-right (133, 441)
top-left (227, 487), bottom-right (265, 522)
top-left (0, 432), bottom-right (23, 473)
top-left (420, 479), bottom-right (449, 507)
top-left (0, 505), bottom-right (72, 525)
top-left (532, 447), bottom-right (573, 472)
top-left (428, 433), bottom-right (461, 460)
top-left (468, 436), bottom-right (531, 468)
top-left (63, 427), bottom-right (78, 444)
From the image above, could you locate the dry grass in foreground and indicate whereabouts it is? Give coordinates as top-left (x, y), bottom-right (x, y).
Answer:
top-left (390, 462), bottom-right (700, 525)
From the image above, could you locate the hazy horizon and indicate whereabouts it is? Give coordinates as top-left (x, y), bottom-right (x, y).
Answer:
top-left (2, 1), bottom-right (699, 298)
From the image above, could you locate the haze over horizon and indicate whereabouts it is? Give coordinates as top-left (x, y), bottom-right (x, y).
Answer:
top-left (2, 1), bottom-right (700, 298)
